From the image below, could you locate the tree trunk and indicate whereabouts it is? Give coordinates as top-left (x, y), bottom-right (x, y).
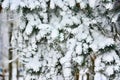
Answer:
top-left (16, 59), bottom-right (19, 80)
top-left (88, 54), bottom-right (96, 80)
top-left (9, 23), bottom-right (13, 80)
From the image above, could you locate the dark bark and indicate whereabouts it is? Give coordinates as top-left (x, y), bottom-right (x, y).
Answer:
top-left (9, 23), bottom-right (13, 80)
top-left (89, 54), bottom-right (96, 80)
top-left (75, 71), bottom-right (79, 80)
top-left (16, 59), bottom-right (19, 80)
top-left (0, 5), bottom-right (2, 12)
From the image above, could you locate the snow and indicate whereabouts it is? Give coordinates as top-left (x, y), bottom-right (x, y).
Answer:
top-left (95, 50), bottom-right (120, 80)
top-left (75, 43), bottom-right (82, 55)
top-left (68, 0), bottom-right (75, 7)
top-left (55, 0), bottom-right (64, 8)
top-left (25, 24), bottom-right (33, 35)
top-left (95, 56), bottom-right (105, 71)
top-left (60, 51), bottom-right (72, 64)
top-left (26, 0), bottom-right (39, 10)
top-left (105, 3), bottom-right (113, 10)
top-left (2, 0), bottom-right (9, 8)
top-left (2, 0), bottom-right (20, 10)
top-left (50, 0), bottom-right (55, 9)
top-left (76, 0), bottom-right (81, 3)
top-left (71, 16), bottom-right (80, 25)
top-left (102, 50), bottom-right (119, 63)
top-left (112, 13), bottom-right (120, 22)
top-left (105, 66), bottom-right (114, 76)
top-left (2, 0), bottom-right (120, 80)
top-left (51, 29), bottom-right (59, 39)
top-left (103, 54), bottom-right (114, 63)
top-left (60, 15), bottom-right (73, 26)
top-left (19, 21), bottom-right (26, 30)
top-left (26, 54), bottom-right (41, 72)
top-left (67, 39), bottom-right (76, 51)
top-left (72, 25), bottom-right (89, 41)
top-left (80, 2), bottom-right (87, 9)
top-left (90, 30), bottom-right (114, 52)
top-left (88, 0), bottom-right (96, 8)
top-left (63, 68), bottom-right (72, 77)
top-left (79, 68), bottom-right (88, 75)
top-left (73, 56), bottom-right (84, 65)
top-left (94, 73), bottom-right (107, 80)
top-left (10, 0), bottom-right (20, 10)
top-left (59, 33), bottom-right (64, 41)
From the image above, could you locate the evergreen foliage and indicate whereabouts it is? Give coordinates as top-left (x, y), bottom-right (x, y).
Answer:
top-left (2, 0), bottom-right (120, 80)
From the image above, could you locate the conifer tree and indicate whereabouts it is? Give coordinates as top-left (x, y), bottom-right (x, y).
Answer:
top-left (2, 0), bottom-right (120, 80)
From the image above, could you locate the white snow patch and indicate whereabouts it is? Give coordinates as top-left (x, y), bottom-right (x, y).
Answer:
top-left (2, 0), bottom-right (9, 8)
top-left (51, 29), bottom-right (59, 39)
top-left (75, 43), bottom-right (82, 55)
top-left (73, 56), bottom-right (84, 65)
top-left (10, 0), bottom-right (20, 10)
top-left (105, 3), bottom-right (113, 10)
top-left (25, 25), bottom-right (33, 35)
top-left (94, 73), bottom-right (107, 80)
top-left (89, 0), bottom-right (96, 8)
top-left (50, 0), bottom-right (55, 9)
top-left (105, 66), bottom-right (114, 76)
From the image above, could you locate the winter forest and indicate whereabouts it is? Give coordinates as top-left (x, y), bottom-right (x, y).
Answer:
top-left (0, 0), bottom-right (120, 80)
